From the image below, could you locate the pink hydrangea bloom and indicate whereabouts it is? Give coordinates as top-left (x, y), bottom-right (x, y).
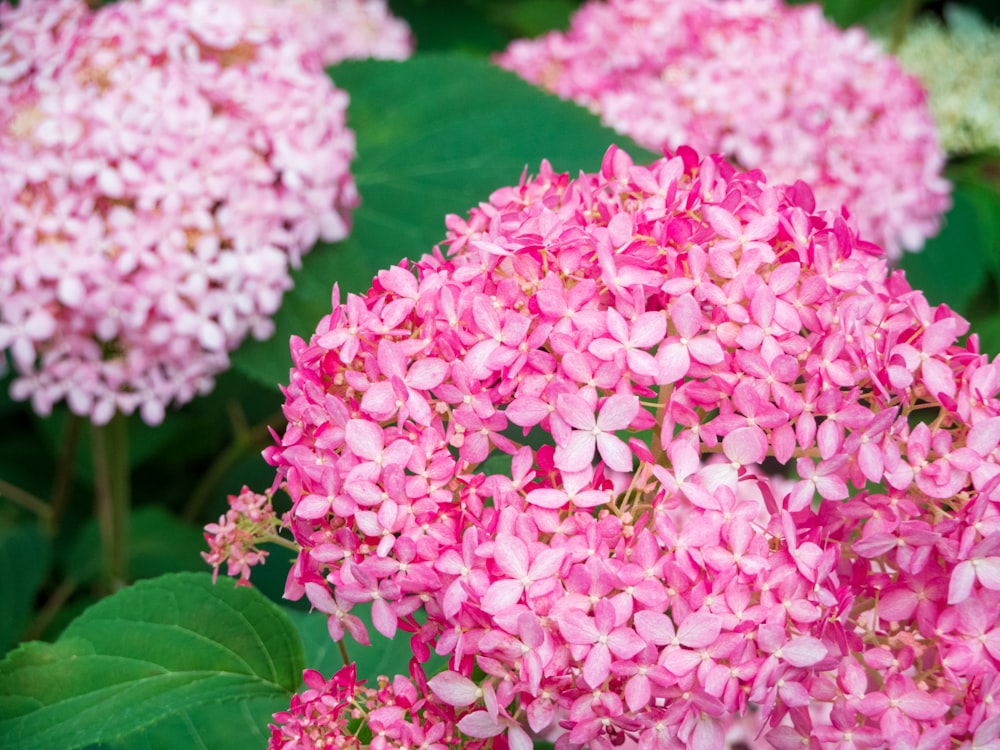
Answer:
top-left (0, 0), bottom-right (392, 424)
top-left (220, 144), bottom-right (1000, 748)
top-left (258, 0), bottom-right (413, 65)
top-left (497, 0), bottom-right (951, 260)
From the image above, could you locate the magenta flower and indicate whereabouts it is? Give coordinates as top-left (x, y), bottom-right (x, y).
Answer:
top-left (212, 143), bottom-right (1000, 749)
top-left (497, 0), bottom-right (950, 259)
top-left (0, 0), bottom-right (410, 424)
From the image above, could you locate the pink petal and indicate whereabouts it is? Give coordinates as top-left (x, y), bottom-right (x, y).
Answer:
top-left (458, 711), bottom-right (505, 739)
top-left (670, 293), bottom-right (703, 339)
top-left (371, 598), bottom-right (397, 639)
top-left (428, 671), bottom-right (481, 707)
top-left (344, 419), bottom-right (383, 460)
top-left (631, 311), bottom-right (668, 347)
top-left (897, 691), bottom-right (949, 720)
top-left (722, 426), bottom-right (768, 466)
top-left (493, 534), bottom-right (529, 578)
top-left (554, 431), bottom-right (596, 473)
top-left (781, 636), bottom-right (827, 667)
top-left (481, 579), bottom-right (525, 614)
top-left (558, 393), bottom-right (598, 431)
top-left (505, 396), bottom-right (551, 427)
top-left (596, 433), bottom-right (634, 473)
top-left (688, 336), bottom-right (725, 365)
top-left (676, 612), bottom-right (722, 649)
top-left (949, 560), bottom-right (976, 604)
top-left (978, 557), bottom-right (1000, 590)
top-left (525, 488), bottom-right (569, 509)
top-left (633, 610), bottom-right (675, 645)
top-left (559, 609), bottom-right (599, 644)
top-left (597, 393), bottom-right (640, 431)
top-left (407, 358), bottom-right (449, 389)
top-left (657, 342), bottom-right (691, 383)
top-left (582, 642), bottom-right (612, 687)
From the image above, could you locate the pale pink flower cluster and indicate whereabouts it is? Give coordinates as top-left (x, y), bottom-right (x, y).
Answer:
top-left (269, 663), bottom-right (462, 750)
top-left (218, 144), bottom-right (1000, 749)
top-left (203, 486), bottom-right (282, 585)
top-left (260, 0), bottom-right (413, 66)
top-left (0, 0), bottom-right (407, 424)
top-left (496, 0), bottom-right (951, 261)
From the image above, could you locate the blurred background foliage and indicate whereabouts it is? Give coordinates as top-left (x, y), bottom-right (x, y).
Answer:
top-left (2, 0), bottom-right (999, 702)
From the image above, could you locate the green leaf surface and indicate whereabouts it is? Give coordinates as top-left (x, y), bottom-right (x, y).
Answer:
top-left (64, 506), bottom-right (209, 586)
top-left (899, 182), bottom-right (993, 316)
top-left (0, 523), bottom-right (51, 654)
top-left (285, 605), bottom-right (447, 687)
top-left (88, 696), bottom-right (280, 750)
top-left (0, 573), bottom-right (302, 750)
top-left (232, 53), bottom-right (655, 386)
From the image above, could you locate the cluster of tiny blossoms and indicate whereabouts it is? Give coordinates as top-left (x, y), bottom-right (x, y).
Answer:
top-left (0, 0), bottom-right (408, 424)
top-left (203, 486), bottom-right (284, 586)
top-left (894, 6), bottom-right (1000, 156)
top-left (496, 0), bottom-right (950, 260)
top-left (211, 144), bottom-right (1000, 749)
top-left (260, 0), bottom-right (413, 67)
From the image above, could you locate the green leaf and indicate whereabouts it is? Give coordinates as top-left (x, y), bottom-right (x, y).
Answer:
top-left (285, 605), bottom-right (447, 686)
top-left (899, 182), bottom-right (992, 316)
top-left (231, 53), bottom-right (656, 386)
top-left (64, 506), bottom-right (209, 586)
top-left (89, 697), bottom-right (280, 750)
top-left (0, 523), bottom-right (51, 654)
top-left (0, 573), bottom-right (302, 750)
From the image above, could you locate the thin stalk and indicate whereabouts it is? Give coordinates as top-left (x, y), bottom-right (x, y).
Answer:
top-left (92, 413), bottom-right (130, 593)
top-left (181, 405), bottom-right (283, 522)
top-left (0, 478), bottom-right (53, 528)
top-left (50, 413), bottom-right (83, 531)
top-left (338, 639), bottom-right (350, 667)
top-left (888, 0), bottom-right (921, 53)
top-left (23, 577), bottom-right (78, 641)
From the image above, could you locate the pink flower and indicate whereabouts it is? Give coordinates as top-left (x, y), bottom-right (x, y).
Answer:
top-left (0, 0), bottom-right (410, 424)
top-left (553, 392), bottom-right (640, 473)
top-left (497, 0), bottom-right (950, 259)
top-left (211, 143), bottom-right (1000, 749)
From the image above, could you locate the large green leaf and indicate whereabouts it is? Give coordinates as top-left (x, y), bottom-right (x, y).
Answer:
top-left (232, 53), bottom-right (655, 387)
top-left (0, 573), bottom-right (302, 750)
top-left (285, 605), bottom-right (447, 687)
top-left (0, 523), bottom-right (51, 654)
top-left (899, 180), bottom-right (994, 317)
top-left (64, 506), bottom-right (208, 586)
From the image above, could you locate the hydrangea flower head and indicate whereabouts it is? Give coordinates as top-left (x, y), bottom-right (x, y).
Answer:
top-left (224, 141), bottom-right (1000, 747)
top-left (0, 0), bottom-right (396, 424)
top-left (895, 6), bottom-right (1000, 155)
top-left (259, 0), bottom-right (413, 65)
top-left (497, 0), bottom-right (951, 261)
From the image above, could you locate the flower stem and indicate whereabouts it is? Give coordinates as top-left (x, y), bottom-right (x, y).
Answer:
top-left (0, 478), bottom-right (53, 528)
top-left (338, 639), bottom-right (350, 667)
top-left (92, 413), bottom-right (130, 593)
top-left (50, 413), bottom-right (83, 532)
top-left (181, 403), bottom-right (281, 522)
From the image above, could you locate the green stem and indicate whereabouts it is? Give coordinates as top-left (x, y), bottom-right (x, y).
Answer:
top-left (0, 478), bottom-right (53, 528)
top-left (888, 0), bottom-right (920, 53)
top-left (338, 639), bottom-right (351, 667)
top-left (50, 414), bottom-right (83, 532)
top-left (92, 413), bottom-right (130, 593)
top-left (23, 577), bottom-right (78, 641)
top-left (181, 405), bottom-right (282, 523)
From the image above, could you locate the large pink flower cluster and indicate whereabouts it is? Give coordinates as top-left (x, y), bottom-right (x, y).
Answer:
top-left (496, 0), bottom-right (951, 261)
top-left (0, 0), bottom-right (408, 425)
top-left (261, 0), bottom-right (413, 66)
top-left (215, 144), bottom-right (1000, 749)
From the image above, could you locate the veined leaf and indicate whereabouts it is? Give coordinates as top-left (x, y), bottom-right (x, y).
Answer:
top-left (0, 573), bottom-right (302, 750)
top-left (232, 53), bottom-right (655, 386)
